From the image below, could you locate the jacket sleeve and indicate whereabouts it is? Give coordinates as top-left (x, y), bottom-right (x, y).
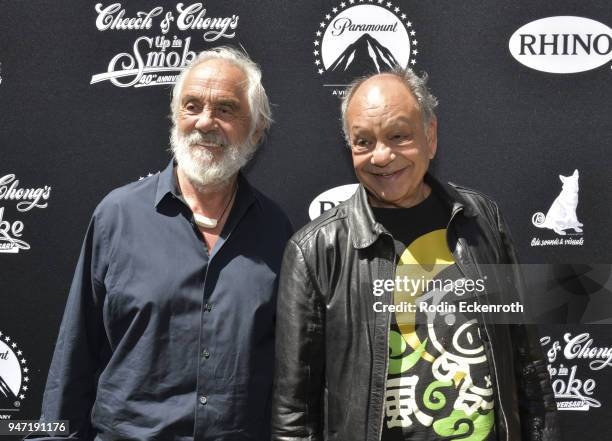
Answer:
top-left (26, 210), bottom-right (110, 441)
top-left (271, 238), bottom-right (325, 441)
top-left (494, 203), bottom-right (561, 441)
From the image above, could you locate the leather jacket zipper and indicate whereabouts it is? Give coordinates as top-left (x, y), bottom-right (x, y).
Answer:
top-left (377, 236), bottom-right (394, 441)
top-left (446, 206), bottom-right (509, 441)
top-left (378, 299), bottom-right (391, 441)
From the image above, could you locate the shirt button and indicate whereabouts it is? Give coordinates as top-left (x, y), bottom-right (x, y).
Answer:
top-left (199, 396), bottom-right (207, 405)
top-left (205, 303), bottom-right (213, 312)
top-left (202, 349), bottom-right (210, 359)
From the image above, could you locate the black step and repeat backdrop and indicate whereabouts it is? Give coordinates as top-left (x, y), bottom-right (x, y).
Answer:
top-left (1, 0), bottom-right (611, 439)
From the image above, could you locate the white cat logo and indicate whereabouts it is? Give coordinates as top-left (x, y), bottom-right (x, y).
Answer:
top-left (532, 169), bottom-right (583, 236)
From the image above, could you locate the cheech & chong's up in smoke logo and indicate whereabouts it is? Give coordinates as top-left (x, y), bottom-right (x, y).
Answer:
top-left (90, 3), bottom-right (240, 88)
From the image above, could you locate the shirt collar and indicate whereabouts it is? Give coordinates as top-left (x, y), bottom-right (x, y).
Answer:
top-left (154, 159), bottom-right (256, 213)
top-left (154, 159), bottom-right (181, 207)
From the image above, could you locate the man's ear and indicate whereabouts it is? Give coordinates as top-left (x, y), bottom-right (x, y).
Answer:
top-left (426, 116), bottom-right (438, 160)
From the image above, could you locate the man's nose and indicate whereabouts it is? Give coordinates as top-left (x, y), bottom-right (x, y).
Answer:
top-left (370, 142), bottom-right (395, 166)
top-left (194, 108), bottom-right (216, 132)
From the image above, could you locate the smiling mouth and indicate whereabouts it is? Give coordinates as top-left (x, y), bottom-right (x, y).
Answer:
top-left (194, 142), bottom-right (226, 149)
top-left (372, 169), bottom-right (404, 178)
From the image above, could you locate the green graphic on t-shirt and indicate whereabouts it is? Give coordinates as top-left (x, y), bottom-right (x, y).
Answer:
top-left (389, 329), bottom-right (428, 375)
top-left (423, 380), bottom-right (452, 411)
top-left (432, 408), bottom-right (495, 441)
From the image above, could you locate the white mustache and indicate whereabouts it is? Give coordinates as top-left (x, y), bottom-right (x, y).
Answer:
top-left (170, 123), bottom-right (258, 189)
top-left (186, 131), bottom-right (228, 148)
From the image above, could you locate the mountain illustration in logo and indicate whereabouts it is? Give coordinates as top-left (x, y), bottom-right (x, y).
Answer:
top-left (0, 375), bottom-right (17, 406)
top-left (327, 33), bottom-right (399, 81)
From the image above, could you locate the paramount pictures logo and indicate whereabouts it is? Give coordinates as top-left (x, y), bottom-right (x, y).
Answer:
top-left (90, 3), bottom-right (239, 88)
top-left (313, 0), bottom-right (418, 96)
top-left (0, 331), bottom-right (30, 414)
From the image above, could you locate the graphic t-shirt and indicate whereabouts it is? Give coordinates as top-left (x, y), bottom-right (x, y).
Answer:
top-left (373, 192), bottom-right (497, 441)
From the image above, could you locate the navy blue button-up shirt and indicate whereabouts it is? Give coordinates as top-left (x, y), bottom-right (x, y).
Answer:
top-left (37, 160), bottom-right (293, 441)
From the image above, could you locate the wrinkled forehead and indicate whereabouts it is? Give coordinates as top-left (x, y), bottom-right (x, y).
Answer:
top-left (181, 59), bottom-right (249, 102)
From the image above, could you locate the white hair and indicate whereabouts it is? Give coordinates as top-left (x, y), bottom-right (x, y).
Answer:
top-left (171, 46), bottom-right (272, 137)
top-left (340, 68), bottom-right (438, 145)
top-left (170, 124), bottom-right (257, 189)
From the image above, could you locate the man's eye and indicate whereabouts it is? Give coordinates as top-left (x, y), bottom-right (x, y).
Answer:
top-left (352, 138), bottom-right (372, 153)
top-left (391, 133), bottom-right (412, 143)
top-left (184, 103), bottom-right (199, 113)
top-left (215, 103), bottom-right (237, 115)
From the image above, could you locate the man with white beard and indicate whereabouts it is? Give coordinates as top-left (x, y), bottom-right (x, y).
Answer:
top-left (32, 47), bottom-right (293, 441)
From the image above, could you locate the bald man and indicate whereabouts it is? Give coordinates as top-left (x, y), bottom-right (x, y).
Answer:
top-left (271, 69), bottom-right (558, 441)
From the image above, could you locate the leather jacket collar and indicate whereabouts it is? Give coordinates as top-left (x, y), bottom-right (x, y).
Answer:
top-left (347, 172), bottom-right (477, 250)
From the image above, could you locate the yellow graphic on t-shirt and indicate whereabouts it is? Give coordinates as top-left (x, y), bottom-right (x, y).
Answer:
top-left (394, 228), bottom-right (453, 364)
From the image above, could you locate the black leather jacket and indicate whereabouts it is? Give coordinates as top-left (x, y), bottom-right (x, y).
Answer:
top-left (272, 174), bottom-right (559, 441)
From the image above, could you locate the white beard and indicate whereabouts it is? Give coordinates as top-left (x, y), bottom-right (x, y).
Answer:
top-left (170, 124), bottom-right (257, 189)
